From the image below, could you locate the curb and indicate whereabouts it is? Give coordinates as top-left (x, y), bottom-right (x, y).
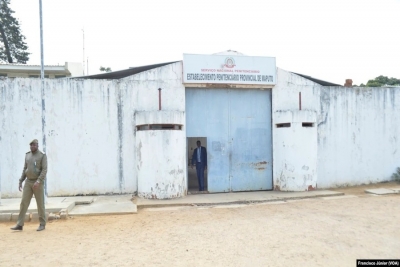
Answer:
top-left (0, 213), bottom-right (12, 222)
top-left (136, 192), bottom-right (345, 209)
top-left (0, 210), bottom-right (69, 223)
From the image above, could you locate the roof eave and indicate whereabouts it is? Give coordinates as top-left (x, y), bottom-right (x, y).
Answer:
top-left (73, 61), bottom-right (180, 80)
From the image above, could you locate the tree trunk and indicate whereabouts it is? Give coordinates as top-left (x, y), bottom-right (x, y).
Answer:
top-left (0, 22), bottom-right (13, 63)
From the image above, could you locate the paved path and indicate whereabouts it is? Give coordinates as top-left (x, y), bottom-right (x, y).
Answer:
top-left (0, 190), bottom-right (346, 222)
top-left (135, 190), bottom-right (344, 208)
top-left (2, 186), bottom-right (399, 222)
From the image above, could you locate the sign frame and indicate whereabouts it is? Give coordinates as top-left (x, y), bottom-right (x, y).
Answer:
top-left (183, 53), bottom-right (276, 87)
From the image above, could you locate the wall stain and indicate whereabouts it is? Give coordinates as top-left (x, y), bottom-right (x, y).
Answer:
top-left (117, 83), bottom-right (124, 192)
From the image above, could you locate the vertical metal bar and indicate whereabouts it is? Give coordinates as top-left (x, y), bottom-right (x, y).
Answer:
top-left (158, 88), bottom-right (162, 110)
top-left (299, 92), bottom-right (302, 110)
top-left (39, 0), bottom-right (44, 81)
top-left (39, 0), bottom-right (47, 201)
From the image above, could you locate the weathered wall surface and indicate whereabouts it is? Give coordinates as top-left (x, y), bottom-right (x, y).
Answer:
top-left (137, 127), bottom-right (186, 199)
top-left (273, 70), bottom-right (400, 190)
top-left (0, 62), bottom-right (186, 198)
top-left (0, 78), bottom-right (43, 197)
top-left (272, 69), bottom-right (321, 191)
top-left (3, 63), bottom-right (399, 196)
top-left (0, 77), bottom-right (137, 197)
top-left (317, 86), bottom-right (400, 188)
top-left (274, 110), bottom-right (318, 191)
top-left (125, 62), bottom-right (187, 199)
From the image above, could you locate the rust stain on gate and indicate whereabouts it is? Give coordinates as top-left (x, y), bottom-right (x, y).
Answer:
top-left (250, 161), bottom-right (269, 171)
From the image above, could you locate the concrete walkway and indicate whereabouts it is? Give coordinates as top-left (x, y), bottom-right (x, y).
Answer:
top-left (0, 189), bottom-right (346, 222)
top-left (135, 190), bottom-right (344, 208)
top-left (0, 195), bottom-right (137, 221)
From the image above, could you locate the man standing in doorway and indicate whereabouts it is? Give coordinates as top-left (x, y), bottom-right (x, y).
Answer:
top-left (191, 140), bottom-right (207, 191)
top-left (10, 139), bottom-right (47, 231)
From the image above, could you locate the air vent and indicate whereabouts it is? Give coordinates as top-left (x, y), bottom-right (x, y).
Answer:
top-left (302, 122), bottom-right (314, 127)
top-left (137, 124), bottom-right (182, 131)
top-left (276, 123), bottom-right (291, 128)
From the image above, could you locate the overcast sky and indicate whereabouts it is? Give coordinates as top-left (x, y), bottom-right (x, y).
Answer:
top-left (9, 0), bottom-right (400, 85)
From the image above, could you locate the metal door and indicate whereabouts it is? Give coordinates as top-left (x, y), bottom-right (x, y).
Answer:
top-left (186, 88), bottom-right (272, 192)
top-left (186, 89), bottom-right (230, 192)
top-left (229, 89), bottom-right (272, 191)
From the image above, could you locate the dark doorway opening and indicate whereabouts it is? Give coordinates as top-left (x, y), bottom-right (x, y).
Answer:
top-left (187, 137), bottom-right (208, 193)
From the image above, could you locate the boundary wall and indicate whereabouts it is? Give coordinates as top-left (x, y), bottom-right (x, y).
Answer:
top-left (317, 86), bottom-right (400, 188)
top-left (0, 62), bottom-right (185, 198)
top-left (1, 65), bottom-right (399, 196)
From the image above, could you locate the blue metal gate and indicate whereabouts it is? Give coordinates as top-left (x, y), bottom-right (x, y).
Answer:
top-left (186, 88), bottom-right (272, 192)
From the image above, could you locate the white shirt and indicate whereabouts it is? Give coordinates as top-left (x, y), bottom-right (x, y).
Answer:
top-left (197, 147), bottom-right (201, 162)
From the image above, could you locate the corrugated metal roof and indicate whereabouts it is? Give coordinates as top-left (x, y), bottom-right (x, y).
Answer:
top-left (74, 61), bottom-right (180, 80)
top-left (292, 72), bottom-right (341, 86)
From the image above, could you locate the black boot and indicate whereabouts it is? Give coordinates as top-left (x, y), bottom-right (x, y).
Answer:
top-left (10, 225), bottom-right (23, 231)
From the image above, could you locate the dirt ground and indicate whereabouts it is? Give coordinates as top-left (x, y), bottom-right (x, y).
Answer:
top-left (1, 183), bottom-right (399, 267)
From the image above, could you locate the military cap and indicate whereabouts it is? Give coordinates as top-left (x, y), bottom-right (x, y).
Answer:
top-left (29, 139), bottom-right (39, 145)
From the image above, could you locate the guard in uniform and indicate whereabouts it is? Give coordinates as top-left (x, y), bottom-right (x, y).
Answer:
top-left (10, 139), bottom-right (47, 231)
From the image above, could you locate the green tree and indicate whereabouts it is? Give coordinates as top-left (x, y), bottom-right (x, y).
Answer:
top-left (365, 75), bottom-right (400, 87)
top-left (99, 66), bottom-right (112, 72)
top-left (0, 0), bottom-right (29, 63)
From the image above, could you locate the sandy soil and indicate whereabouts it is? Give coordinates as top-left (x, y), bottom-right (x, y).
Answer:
top-left (1, 184), bottom-right (399, 267)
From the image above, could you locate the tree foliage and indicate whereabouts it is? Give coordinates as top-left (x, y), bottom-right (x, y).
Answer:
top-left (362, 76), bottom-right (400, 87)
top-left (99, 66), bottom-right (112, 72)
top-left (0, 0), bottom-right (29, 63)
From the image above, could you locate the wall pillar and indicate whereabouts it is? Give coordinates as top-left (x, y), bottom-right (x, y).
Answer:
top-left (136, 111), bottom-right (186, 199)
top-left (273, 110), bottom-right (317, 191)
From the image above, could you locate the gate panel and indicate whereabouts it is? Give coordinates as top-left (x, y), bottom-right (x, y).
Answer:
top-left (186, 88), bottom-right (272, 192)
top-left (230, 89), bottom-right (273, 191)
top-left (186, 88), bottom-right (230, 192)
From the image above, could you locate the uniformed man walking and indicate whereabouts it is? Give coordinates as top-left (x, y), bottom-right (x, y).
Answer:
top-left (11, 139), bottom-right (47, 231)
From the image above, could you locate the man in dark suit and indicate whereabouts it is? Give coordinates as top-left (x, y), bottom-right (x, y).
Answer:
top-left (191, 140), bottom-right (207, 191)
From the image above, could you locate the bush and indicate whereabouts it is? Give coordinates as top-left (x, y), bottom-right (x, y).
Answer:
top-left (392, 167), bottom-right (400, 182)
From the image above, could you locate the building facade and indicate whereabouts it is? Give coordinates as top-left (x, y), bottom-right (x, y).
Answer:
top-left (0, 62), bottom-right (83, 78)
top-left (0, 52), bottom-right (399, 199)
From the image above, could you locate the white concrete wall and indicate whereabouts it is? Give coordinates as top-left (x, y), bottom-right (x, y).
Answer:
top-left (3, 63), bottom-right (399, 196)
top-left (125, 62), bottom-right (187, 199)
top-left (317, 86), bottom-right (400, 188)
top-left (274, 110), bottom-right (318, 191)
top-left (0, 62), bottom-right (185, 198)
top-left (122, 62), bottom-right (184, 112)
top-left (136, 110), bottom-right (186, 199)
top-left (272, 68), bottom-right (321, 191)
top-left (0, 78), bottom-right (43, 197)
top-left (0, 77), bottom-right (137, 197)
top-left (137, 129), bottom-right (186, 199)
top-left (273, 70), bottom-right (400, 189)
top-left (136, 110), bottom-right (184, 126)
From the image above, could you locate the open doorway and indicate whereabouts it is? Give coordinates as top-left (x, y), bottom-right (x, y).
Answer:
top-left (187, 137), bottom-right (208, 193)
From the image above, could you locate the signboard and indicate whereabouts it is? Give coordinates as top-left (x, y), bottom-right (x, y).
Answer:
top-left (183, 54), bottom-right (276, 85)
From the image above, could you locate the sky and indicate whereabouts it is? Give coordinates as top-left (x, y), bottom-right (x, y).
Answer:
top-left (8, 0), bottom-right (400, 85)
